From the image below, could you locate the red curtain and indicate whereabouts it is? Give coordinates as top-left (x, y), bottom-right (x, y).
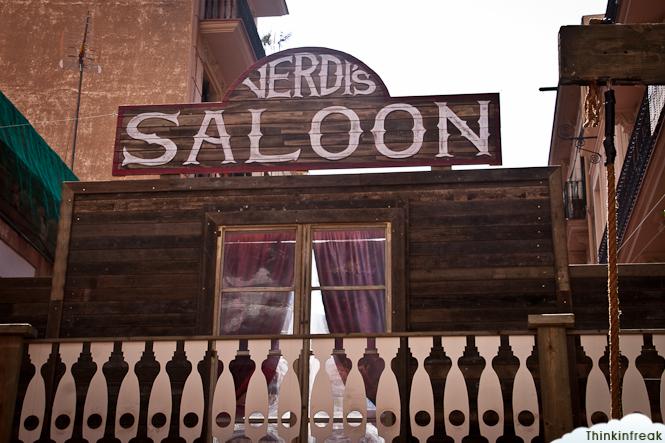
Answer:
top-left (311, 228), bottom-right (386, 402)
top-left (220, 230), bottom-right (295, 415)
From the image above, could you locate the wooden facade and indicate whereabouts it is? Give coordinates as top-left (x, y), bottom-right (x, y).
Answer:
top-left (43, 167), bottom-right (565, 338)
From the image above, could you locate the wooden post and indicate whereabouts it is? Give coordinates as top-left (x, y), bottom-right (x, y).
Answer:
top-left (0, 324), bottom-right (36, 443)
top-left (528, 313), bottom-right (575, 441)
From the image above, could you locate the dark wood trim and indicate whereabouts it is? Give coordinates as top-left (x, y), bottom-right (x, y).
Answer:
top-left (69, 167), bottom-right (558, 195)
top-left (46, 185), bottom-right (74, 338)
top-left (549, 168), bottom-right (572, 309)
top-left (569, 262), bottom-right (665, 278)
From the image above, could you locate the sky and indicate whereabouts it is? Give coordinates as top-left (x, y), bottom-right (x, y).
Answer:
top-left (257, 0), bottom-right (608, 170)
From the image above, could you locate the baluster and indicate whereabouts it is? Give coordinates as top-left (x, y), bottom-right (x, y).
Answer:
top-left (310, 338), bottom-right (335, 442)
top-left (652, 334), bottom-right (665, 421)
top-left (277, 339), bottom-right (302, 443)
top-left (375, 337), bottom-right (400, 442)
top-left (82, 342), bottom-right (113, 442)
top-left (19, 343), bottom-right (50, 442)
top-left (342, 338), bottom-right (367, 442)
top-left (115, 341), bottom-right (143, 442)
top-left (476, 336), bottom-right (503, 443)
top-left (179, 341), bottom-right (207, 443)
top-left (580, 335), bottom-right (610, 425)
top-left (621, 334), bottom-right (651, 417)
top-left (442, 336), bottom-right (469, 443)
top-left (245, 339), bottom-right (271, 442)
top-left (409, 336), bottom-right (434, 443)
top-left (50, 342), bottom-right (80, 441)
top-left (147, 341), bottom-right (175, 442)
top-left (509, 335), bottom-right (539, 442)
top-left (212, 340), bottom-right (237, 443)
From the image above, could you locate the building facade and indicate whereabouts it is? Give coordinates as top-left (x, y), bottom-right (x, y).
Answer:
top-left (549, 0), bottom-right (665, 264)
top-left (0, 0), bottom-right (287, 181)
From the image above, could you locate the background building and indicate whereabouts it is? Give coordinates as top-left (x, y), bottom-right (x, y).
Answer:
top-left (549, 0), bottom-right (665, 264)
top-left (0, 0), bottom-right (287, 181)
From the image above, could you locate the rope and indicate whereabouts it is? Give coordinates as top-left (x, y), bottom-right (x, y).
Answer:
top-left (606, 162), bottom-right (622, 419)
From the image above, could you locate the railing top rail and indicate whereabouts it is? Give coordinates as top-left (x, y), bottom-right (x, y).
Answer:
top-left (568, 328), bottom-right (665, 335)
top-left (25, 329), bottom-right (536, 344)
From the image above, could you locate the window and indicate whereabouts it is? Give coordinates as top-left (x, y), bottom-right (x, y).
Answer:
top-left (215, 224), bottom-right (390, 335)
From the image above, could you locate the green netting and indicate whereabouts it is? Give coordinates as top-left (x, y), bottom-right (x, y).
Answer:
top-left (0, 90), bottom-right (77, 222)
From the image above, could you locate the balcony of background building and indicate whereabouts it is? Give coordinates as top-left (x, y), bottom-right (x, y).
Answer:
top-left (598, 86), bottom-right (665, 263)
top-left (198, 0), bottom-right (287, 92)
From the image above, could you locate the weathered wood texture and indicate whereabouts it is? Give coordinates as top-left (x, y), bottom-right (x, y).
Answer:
top-left (114, 48), bottom-right (501, 175)
top-left (49, 168), bottom-right (563, 337)
top-left (570, 264), bottom-right (665, 329)
top-left (559, 24), bottom-right (665, 85)
top-left (0, 278), bottom-right (50, 337)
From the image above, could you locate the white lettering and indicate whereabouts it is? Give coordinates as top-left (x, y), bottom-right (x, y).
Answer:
top-left (267, 56), bottom-right (292, 99)
top-left (122, 112), bottom-right (180, 166)
top-left (294, 53), bottom-right (320, 98)
top-left (436, 101), bottom-right (490, 157)
top-left (372, 104), bottom-right (425, 158)
top-left (184, 110), bottom-right (235, 165)
top-left (319, 54), bottom-right (343, 96)
top-left (246, 108), bottom-right (301, 163)
top-left (351, 68), bottom-right (376, 96)
top-left (309, 106), bottom-right (361, 160)
top-left (242, 65), bottom-right (267, 99)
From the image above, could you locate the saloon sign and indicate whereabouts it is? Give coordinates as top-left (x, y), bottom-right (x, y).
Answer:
top-left (113, 47), bottom-right (501, 175)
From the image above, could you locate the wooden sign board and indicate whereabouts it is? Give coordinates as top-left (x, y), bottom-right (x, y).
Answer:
top-left (113, 47), bottom-right (501, 175)
top-left (559, 24), bottom-right (665, 85)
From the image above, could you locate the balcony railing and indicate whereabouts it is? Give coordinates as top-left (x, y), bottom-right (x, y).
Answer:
top-left (599, 86), bottom-right (665, 262)
top-left (13, 332), bottom-right (543, 442)
top-left (201, 0), bottom-right (266, 59)
top-left (8, 329), bottom-right (665, 441)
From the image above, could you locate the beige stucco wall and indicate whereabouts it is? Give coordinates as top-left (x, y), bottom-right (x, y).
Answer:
top-left (0, 0), bottom-right (196, 181)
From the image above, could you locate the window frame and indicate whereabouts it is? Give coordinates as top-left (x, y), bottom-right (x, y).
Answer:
top-left (203, 206), bottom-right (406, 336)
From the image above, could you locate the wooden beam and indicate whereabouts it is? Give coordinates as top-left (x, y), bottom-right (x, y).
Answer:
top-left (559, 24), bottom-right (665, 85)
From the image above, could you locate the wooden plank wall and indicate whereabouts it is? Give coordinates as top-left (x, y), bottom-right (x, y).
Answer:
top-left (0, 278), bottom-right (50, 336)
top-left (53, 168), bottom-right (563, 337)
top-left (570, 264), bottom-right (665, 330)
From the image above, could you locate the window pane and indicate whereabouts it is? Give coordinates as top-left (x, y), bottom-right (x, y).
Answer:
top-left (222, 230), bottom-right (296, 288)
top-left (311, 228), bottom-right (386, 287)
top-left (310, 290), bottom-right (385, 334)
top-left (220, 291), bottom-right (294, 335)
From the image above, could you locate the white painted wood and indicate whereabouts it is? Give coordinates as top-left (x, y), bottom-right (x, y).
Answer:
top-left (653, 334), bottom-right (665, 422)
top-left (19, 343), bottom-right (50, 443)
top-left (147, 341), bottom-right (175, 442)
top-left (276, 339), bottom-right (302, 443)
top-left (442, 336), bottom-right (469, 443)
top-left (342, 338), bottom-right (367, 441)
top-left (476, 336), bottom-right (503, 443)
top-left (509, 335), bottom-right (539, 443)
top-left (310, 338), bottom-right (335, 442)
top-left (180, 341), bottom-right (207, 443)
top-left (580, 335), bottom-right (611, 425)
top-left (83, 342), bottom-right (113, 443)
top-left (212, 340), bottom-right (237, 443)
top-left (50, 342), bottom-right (80, 441)
top-left (245, 339), bottom-right (271, 442)
top-left (620, 335), bottom-right (651, 417)
top-left (375, 337), bottom-right (401, 442)
top-left (409, 336), bottom-right (434, 443)
top-left (115, 341), bottom-right (143, 442)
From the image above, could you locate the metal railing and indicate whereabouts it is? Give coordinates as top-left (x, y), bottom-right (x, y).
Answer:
top-left (201, 0), bottom-right (266, 59)
top-left (598, 86), bottom-right (665, 263)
